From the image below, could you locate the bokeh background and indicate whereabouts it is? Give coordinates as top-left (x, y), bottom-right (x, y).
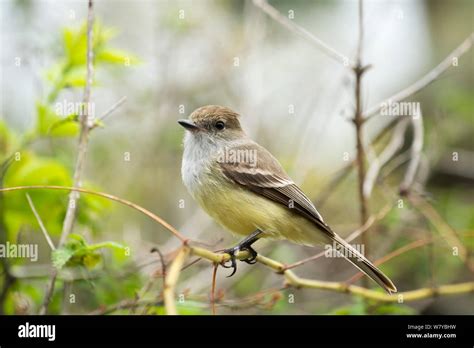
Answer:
top-left (0, 0), bottom-right (473, 314)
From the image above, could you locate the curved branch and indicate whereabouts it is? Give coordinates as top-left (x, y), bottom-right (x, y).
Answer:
top-left (163, 246), bottom-right (190, 315)
top-left (190, 246), bottom-right (474, 303)
top-left (2, 185), bottom-right (472, 305)
top-left (252, 0), bottom-right (353, 67)
top-left (364, 32), bottom-right (474, 120)
top-left (0, 185), bottom-right (188, 242)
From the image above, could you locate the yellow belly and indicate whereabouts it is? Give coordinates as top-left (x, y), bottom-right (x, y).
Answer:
top-left (194, 180), bottom-right (324, 246)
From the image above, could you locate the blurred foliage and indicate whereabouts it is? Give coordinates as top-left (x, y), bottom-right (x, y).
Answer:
top-left (52, 233), bottom-right (125, 270)
top-left (0, 19), bottom-right (138, 314)
top-left (0, 1), bottom-right (473, 316)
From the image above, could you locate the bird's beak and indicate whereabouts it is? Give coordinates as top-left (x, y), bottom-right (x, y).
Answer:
top-left (178, 119), bottom-right (200, 132)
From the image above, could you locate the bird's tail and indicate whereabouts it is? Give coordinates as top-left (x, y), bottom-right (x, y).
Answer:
top-left (331, 235), bottom-right (397, 294)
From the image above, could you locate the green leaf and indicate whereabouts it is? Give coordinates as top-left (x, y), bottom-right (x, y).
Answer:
top-left (51, 234), bottom-right (126, 270)
top-left (36, 101), bottom-right (79, 137)
top-left (96, 49), bottom-right (140, 65)
top-left (51, 247), bottom-right (75, 269)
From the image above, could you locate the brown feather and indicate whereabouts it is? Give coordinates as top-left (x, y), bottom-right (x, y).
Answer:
top-left (218, 141), bottom-right (335, 239)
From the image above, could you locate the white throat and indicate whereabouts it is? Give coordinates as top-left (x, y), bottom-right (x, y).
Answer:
top-left (181, 132), bottom-right (221, 196)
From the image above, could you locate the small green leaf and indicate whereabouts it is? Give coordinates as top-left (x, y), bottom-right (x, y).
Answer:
top-left (96, 49), bottom-right (140, 65)
top-left (51, 234), bottom-right (126, 270)
top-left (52, 248), bottom-right (75, 270)
top-left (36, 101), bottom-right (79, 137)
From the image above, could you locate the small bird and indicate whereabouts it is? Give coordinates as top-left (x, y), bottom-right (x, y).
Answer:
top-left (179, 105), bottom-right (397, 293)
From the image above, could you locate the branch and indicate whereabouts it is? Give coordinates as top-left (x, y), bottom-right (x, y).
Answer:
top-left (191, 246), bottom-right (474, 302)
top-left (346, 238), bottom-right (433, 285)
top-left (315, 118), bottom-right (401, 207)
top-left (364, 118), bottom-right (410, 198)
top-left (399, 111), bottom-right (424, 195)
top-left (211, 264), bottom-right (218, 315)
top-left (25, 194), bottom-right (56, 250)
top-left (283, 203), bottom-right (392, 270)
top-left (0, 186), bottom-right (188, 242)
top-left (252, 0), bottom-right (353, 67)
top-left (39, 0), bottom-right (95, 316)
top-left (92, 96), bottom-right (127, 129)
top-left (60, 0), bottom-right (95, 246)
top-left (352, 1), bottom-right (370, 271)
top-left (363, 32), bottom-right (474, 120)
top-left (163, 246), bottom-right (190, 315)
top-left (129, 247), bottom-right (167, 315)
top-left (2, 185), bottom-right (472, 304)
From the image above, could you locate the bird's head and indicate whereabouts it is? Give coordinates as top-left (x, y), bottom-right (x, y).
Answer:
top-left (178, 105), bottom-right (245, 142)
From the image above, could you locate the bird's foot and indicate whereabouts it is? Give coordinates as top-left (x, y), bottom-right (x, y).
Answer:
top-left (220, 229), bottom-right (262, 277)
top-left (220, 244), bottom-right (259, 277)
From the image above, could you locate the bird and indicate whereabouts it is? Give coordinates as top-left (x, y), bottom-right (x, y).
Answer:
top-left (178, 105), bottom-right (397, 294)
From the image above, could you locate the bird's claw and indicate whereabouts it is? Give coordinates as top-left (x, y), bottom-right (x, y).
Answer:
top-left (220, 245), bottom-right (258, 277)
top-left (242, 246), bottom-right (258, 264)
top-left (221, 247), bottom-right (238, 277)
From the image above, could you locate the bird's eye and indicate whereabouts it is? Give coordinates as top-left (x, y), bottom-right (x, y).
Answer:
top-left (215, 121), bottom-right (225, 130)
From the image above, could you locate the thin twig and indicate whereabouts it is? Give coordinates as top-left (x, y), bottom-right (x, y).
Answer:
top-left (252, 0), bottom-right (353, 67)
top-left (0, 186), bottom-right (188, 242)
top-left (130, 247), bottom-right (167, 315)
top-left (2, 185), bottom-right (472, 303)
top-left (364, 118), bottom-right (410, 198)
top-left (163, 246), bottom-right (190, 315)
top-left (346, 238), bottom-right (433, 285)
top-left (39, 0), bottom-right (95, 315)
top-left (150, 246), bottom-right (167, 289)
top-left (190, 246), bottom-right (474, 302)
top-left (315, 118), bottom-right (401, 207)
top-left (399, 111), bottom-right (424, 195)
top-left (283, 203), bottom-right (392, 270)
top-left (25, 194), bottom-right (56, 251)
top-left (363, 32), bottom-right (474, 120)
top-left (60, 0), bottom-right (95, 246)
top-left (92, 96), bottom-right (127, 129)
top-left (353, 1), bottom-right (370, 278)
top-left (211, 263), bottom-right (218, 315)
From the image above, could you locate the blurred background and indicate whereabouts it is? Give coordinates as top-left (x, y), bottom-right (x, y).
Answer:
top-left (0, 0), bottom-right (473, 314)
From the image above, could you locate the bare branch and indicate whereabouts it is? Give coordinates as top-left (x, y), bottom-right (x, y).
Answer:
top-left (211, 264), bottom-right (218, 315)
top-left (283, 203), bottom-right (392, 270)
top-left (399, 111), bottom-right (424, 195)
top-left (60, 0), bottom-right (96, 246)
top-left (25, 194), bottom-right (56, 251)
top-left (191, 246), bottom-right (474, 302)
top-left (2, 185), bottom-right (473, 303)
top-left (315, 118), bottom-right (402, 207)
top-left (39, 0), bottom-right (95, 315)
top-left (163, 247), bottom-right (190, 315)
top-left (0, 185), bottom-right (188, 242)
top-left (346, 238), bottom-right (432, 285)
top-left (364, 118), bottom-right (410, 198)
top-left (252, 0), bottom-right (353, 67)
top-left (92, 96), bottom-right (127, 129)
top-left (352, 1), bottom-right (371, 275)
top-left (364, 32), bottom-right (474, 120)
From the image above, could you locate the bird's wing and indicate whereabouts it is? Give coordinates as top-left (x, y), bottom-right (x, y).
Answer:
top-left (218, 141), bottom-right (335, 238)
